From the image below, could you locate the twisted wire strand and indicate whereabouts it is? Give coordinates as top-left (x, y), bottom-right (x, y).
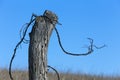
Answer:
top-left (54, 27), bottom-right (94, 56)
top-left (54, 27), bottom-right (105, 56)
top-left (48, 65), bottom-right (60, 80)
top-left (19, 23), bottom-right (30, 44)
top-left (42, 11), bottom-right (105, 56)
top-left (9, 16), bottom-right (35, 80)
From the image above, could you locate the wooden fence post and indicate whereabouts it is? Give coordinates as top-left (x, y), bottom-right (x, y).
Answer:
top-left (28, 10), bottom-right (58, 80)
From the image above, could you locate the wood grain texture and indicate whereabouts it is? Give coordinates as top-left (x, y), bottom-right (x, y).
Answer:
top-left (28, 10), bottom-right (58, 80)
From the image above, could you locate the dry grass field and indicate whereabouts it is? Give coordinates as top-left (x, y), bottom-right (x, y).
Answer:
top-left (0, 68), bottom-right (120, 80)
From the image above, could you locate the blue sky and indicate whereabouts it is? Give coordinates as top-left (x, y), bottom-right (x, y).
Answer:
top-left (0, 0), bottom-right (120, 76)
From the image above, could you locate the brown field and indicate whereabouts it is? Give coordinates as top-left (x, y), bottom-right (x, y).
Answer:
top-left (0, 68), bottom-right (120, 80)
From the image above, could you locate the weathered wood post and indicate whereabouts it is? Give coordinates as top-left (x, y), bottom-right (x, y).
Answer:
top-left (28, 10), bottom-right (58, 80)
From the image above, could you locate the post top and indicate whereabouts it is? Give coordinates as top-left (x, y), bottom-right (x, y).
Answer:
top-left (43, 10), bottom-right (59, 25)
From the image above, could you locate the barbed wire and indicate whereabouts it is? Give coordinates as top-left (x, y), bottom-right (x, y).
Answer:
top-left (54, 27), bottom-right (106, 56)
top-left (48, 65), bottom-right (60, 80)
top-left (19, 23), bottom-right (30, 44)
top-left (42, 11), bottom-right (105, 56)
top-left (9, 10), bottom-right (105, 80)
top-left (9, 13), bottom-right (61, 80)
top-left (9, 16), bottom-right (36, 80)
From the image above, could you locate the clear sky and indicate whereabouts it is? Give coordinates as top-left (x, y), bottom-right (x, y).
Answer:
top-left (0, 0), bottom-right (120, 76)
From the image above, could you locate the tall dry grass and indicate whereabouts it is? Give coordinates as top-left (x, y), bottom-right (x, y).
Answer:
top-left (0, 68), bottom-right (120, 80)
